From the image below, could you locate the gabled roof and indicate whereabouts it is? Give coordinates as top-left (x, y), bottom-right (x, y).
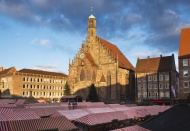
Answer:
top-left (85, 53), bottom-right (96, 66)
top-left (74, 111), bottom-right (127, 125)
top-left (18, 68), bottom-right (67, 77)
top-left (136, 55), bottom-right (175, 73)
top-left (97, 37), bottom-right (134, 71)
top-left (2, 116), bottom-right (77, 131)
top-left (0, 67), bottom-right (17, 76)
top-left (179, 28), bottom-right (190, 58)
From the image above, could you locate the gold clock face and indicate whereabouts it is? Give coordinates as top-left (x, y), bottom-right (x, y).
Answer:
top-left (80, 53), bottom-right (85, 58)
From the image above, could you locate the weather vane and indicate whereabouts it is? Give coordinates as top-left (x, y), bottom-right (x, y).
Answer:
top-left (91, 6), bottom-right (93, 14)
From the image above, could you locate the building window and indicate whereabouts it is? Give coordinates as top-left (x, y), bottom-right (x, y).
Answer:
top-left (87, 70), bottom-right (91, 81)
top-left (137, 77), bottom-right (141, 82)
top-left (23, 84), bottom-right (25, 88)
top-left (30, 85), bottom-right (32, 89)
top-left (159, 75), bottom-right (163, 81)
top-left (165, 92), bottom-right (170, 97)
top-left (183, 59), bottom-right (189, 66)
top-left (148, 93), bottom-right (151, 98)
top-left (138, 85), bottom-right (141, 90)
top-left (148, 84), bottom-right (152, 89)
top-left (80, 69), bottom-right (85, 81)
top-left (153, 84), bottom-right (157, 89)
top-left (183, 70), bottom-right (189, 77)
top-left (160, 92), bottom-right (164, 98)
top-left (23, 77), bottom-right (26, 81)
top-left (143, 92), bottom-right (147, 97)
top-left (23, 92), bottom-right (25, 96)
top-left (153, 76), bottom-right (157, 81)
top-left (165, 83), bottom-right (169, 89)
top-left (165, 75), bottom-right (169, 81)
top-left (159, 84), bottom-right (163, 89)
top-left (184, 81), bottom-right (189, 88)
top-left (148, 76), bottom-right (152, 81)
top-left (142, 77), bottom-right (146, 82)
top-left (143, 84), bottom-right (146, 89)
top-left (138, 93), bottom-right (142, 98)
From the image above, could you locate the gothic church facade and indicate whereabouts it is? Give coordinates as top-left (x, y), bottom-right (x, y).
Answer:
top-left (68, 13), bottom-right (135, 102)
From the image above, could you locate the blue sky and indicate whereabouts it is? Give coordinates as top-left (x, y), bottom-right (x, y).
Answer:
top-left (0, 0), bottom-right (190, 74)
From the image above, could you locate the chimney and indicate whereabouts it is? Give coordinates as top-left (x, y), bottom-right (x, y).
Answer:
top-left (160, 55), bottom-right (162, 57)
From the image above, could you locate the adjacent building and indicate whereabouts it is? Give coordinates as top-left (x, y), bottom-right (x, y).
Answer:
top-left (68, 13), bottom-right (135, 102)
top-left (178, 28), bottom-right (190, 99)
top-left (0, 67), bottom-right (67, 102)
top-left (135, 55), bottom-right (178, 100)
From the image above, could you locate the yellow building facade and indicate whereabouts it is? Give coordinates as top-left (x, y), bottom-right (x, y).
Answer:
top-left (0, 67), bottom-right (67, 102)
top-left (68, 14), bottom-right (135, 102)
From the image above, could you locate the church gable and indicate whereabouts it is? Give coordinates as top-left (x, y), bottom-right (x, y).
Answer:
top-left (97, 37), bottom-right (134, 71)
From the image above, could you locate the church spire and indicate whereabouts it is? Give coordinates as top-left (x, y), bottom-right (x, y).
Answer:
top-left (88, 6), bottom-right (96, 38)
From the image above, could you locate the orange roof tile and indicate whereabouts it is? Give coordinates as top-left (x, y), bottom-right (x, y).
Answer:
top-left (136, 55), bottom-right (175, 73)
top-left (179, 28), bottom-right (190, 58)
top-left (18, 69), bottom-right (67, 77)
top-left (97, 37), bottom-right (134, 70)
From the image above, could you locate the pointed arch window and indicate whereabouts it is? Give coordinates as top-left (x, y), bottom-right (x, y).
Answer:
top-left (80, 69), bottom-right (85, 81)
top-left (92, 71), bottom-right (96, 81)
top-left (87, 70), bottom-right (91, 81)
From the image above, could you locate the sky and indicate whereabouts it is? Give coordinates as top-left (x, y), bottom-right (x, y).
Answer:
top-left (0, 0), bottom-right (190, 74)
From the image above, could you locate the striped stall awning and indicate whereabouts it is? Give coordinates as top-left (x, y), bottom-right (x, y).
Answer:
top-left (0, 108), bottom-right (13, 114)
top-left (86, 107), bottom-right (115, 113)
top-left (75, 111), bottom-right (127, 125)
top-left (123, 109), bottom-right (138, 119)
top-left (0, 111), bottom-right (40, 121)
top-left (52, 109), bottom-right (90, 120)
top-left (7, 116), bottom-right (77, 131)
top-left (0, 121), bottom-right (10, 131)
top-left (111, 125), bottom-right (151, 131)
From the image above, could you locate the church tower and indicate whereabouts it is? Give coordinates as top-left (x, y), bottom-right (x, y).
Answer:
top-left (88, 7), bottom-right (96, 38)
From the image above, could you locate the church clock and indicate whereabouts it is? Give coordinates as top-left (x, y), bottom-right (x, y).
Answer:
top-left (80, 52), bottom-right (85, 59)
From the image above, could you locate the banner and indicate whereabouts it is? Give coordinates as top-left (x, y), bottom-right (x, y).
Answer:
top-left (171, 86), bottom-right (176, 97)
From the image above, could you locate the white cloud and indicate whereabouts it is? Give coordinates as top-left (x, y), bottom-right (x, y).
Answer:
top-left (133, 49), bottom-right (162, 59)
top-left (33, 63), bottom-right (59, 72)
top-left (40, 39), bottom-right (51, 45)
top-left (31, 38), bottom-right (51, 45)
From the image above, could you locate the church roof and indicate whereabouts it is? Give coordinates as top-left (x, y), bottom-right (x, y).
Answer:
top-left (89, 14), bottom-right (95, 19)
top-left (136, 55), bottom-right (175, 73)
top-left (18, 69), bottom-right (67, 77)
top-left (97, 37), bottom-right (135, 70)
top-left (178, 28), bottom-right (190, 58)
top-left (85, 53), bottom-right (96, 66)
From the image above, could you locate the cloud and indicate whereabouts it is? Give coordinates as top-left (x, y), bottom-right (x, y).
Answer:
top-left (1, 0), bottom-right (190, 55)
top-left (133, 49), bottom-right (162, 59)
top-left (40, 39), bottom-right (51, 45)
top-left (33, 63), bottom-right (59, 71)
top-left (31, 38), bottom-right (51, 45)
